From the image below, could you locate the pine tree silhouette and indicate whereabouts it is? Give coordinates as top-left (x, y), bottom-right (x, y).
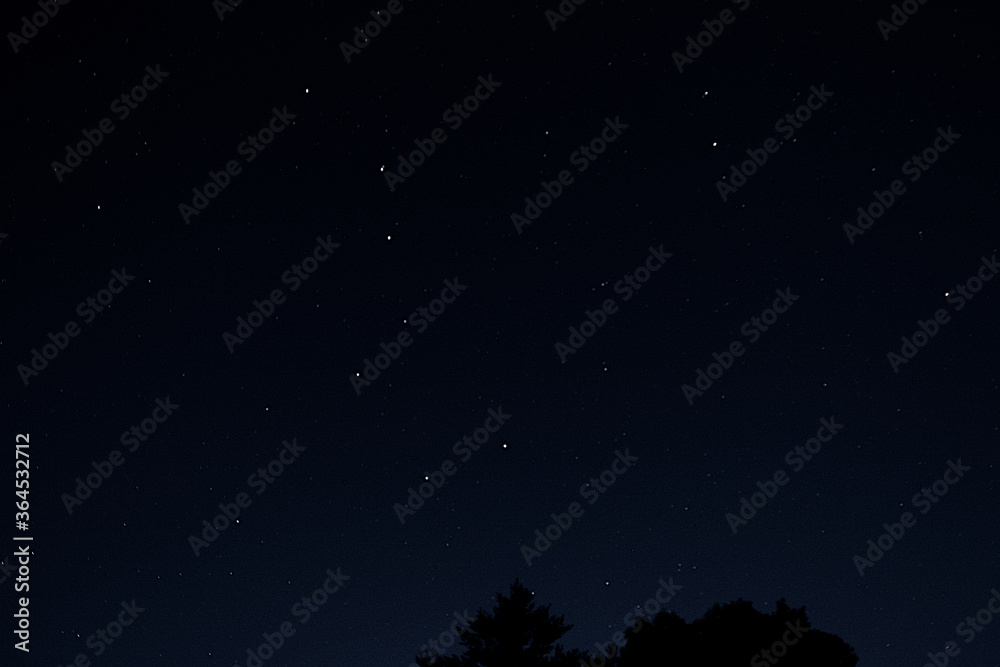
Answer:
top-left (415, 579), bottom-right (587, 667)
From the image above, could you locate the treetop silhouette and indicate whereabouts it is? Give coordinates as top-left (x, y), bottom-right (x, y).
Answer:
top-left (415, 581), bottom-right (858, 667)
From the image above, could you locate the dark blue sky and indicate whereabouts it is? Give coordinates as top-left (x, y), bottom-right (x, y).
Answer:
top-left (4, 1), bottom-right (998, 666)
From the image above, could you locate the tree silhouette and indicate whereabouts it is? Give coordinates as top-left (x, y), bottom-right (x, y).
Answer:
top-left (416, 582), bottom-right (858, 667)
top-left (606, 598), bottom-right (858, 667)
top-left (415, 579), bottom-right (587, 667)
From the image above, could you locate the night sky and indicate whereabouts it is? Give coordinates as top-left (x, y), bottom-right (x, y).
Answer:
top-left (4, 1), bottom-right (999, 666)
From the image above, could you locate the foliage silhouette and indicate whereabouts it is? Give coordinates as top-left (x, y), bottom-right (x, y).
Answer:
top-left (608, 597), bottom-right (858, 667)
top-left (415, 579), bottom-right (586, 667)
top-left (415, 582), bottom-right (858, 667)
